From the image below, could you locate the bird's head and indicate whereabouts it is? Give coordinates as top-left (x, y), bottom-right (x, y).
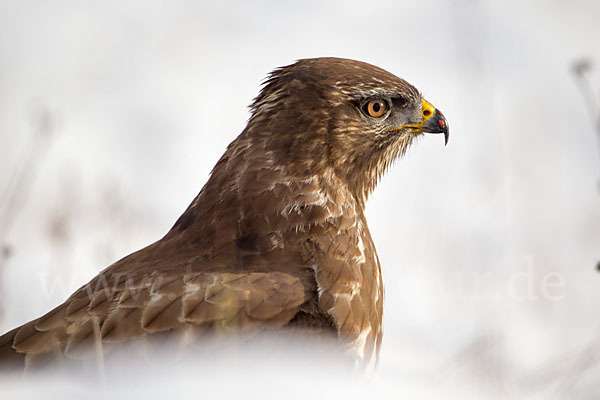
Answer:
top-left (248, 57), bottom-right (448, 203)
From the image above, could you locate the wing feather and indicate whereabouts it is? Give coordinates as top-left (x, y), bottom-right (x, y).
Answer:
top-left (1, 270), bottom-right (312, 368)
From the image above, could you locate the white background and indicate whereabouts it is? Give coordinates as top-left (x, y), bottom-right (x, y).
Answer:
top-left (1, 0), bottom-right (600, 398)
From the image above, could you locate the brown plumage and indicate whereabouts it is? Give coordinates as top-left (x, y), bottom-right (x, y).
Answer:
top-left (0, 57), bottom-right (448, 372)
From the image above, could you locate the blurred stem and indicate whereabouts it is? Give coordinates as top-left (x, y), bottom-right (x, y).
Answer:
top-left (0, 109), bottom-right (56, 242)
top-left (572, 60), bottom-right (600, 271)
top-left (0, 108), bottom-right (57, 320)
top-left (572, 60), bottom-right (600, 166)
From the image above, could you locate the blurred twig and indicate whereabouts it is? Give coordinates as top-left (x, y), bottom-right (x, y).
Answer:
top-left (519, 340), bottom-right (600, 397)
top-left (0, 107), bottom-right (58, 320)
top-left (571, 59), bottom-right (600, 272)
top-left (572, 59), bottom-right (600, 176)
top-left (435, 333), bottom-right (509, 397)
top-left (572, 60), bottom-right (600, 128)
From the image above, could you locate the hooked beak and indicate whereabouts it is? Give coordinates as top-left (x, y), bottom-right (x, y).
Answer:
top-left (419, 98), bottom-right (449, 145)
top-left (391, 99), bottom-right (449, 145)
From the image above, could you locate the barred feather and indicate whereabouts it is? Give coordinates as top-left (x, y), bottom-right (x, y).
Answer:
top-left (0, 57), bottom-right (445, 373)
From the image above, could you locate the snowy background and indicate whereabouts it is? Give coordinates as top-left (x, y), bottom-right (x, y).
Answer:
top-left (1, 0), bottom-right (600, 398)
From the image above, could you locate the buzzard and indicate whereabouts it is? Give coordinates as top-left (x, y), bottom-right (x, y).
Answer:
top-left (0, 57), bottom-right (448, 372)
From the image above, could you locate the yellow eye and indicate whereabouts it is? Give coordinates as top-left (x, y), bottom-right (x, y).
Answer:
top-left (363, 99), bottom-right (389, 118)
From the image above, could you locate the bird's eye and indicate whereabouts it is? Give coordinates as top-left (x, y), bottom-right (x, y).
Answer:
top-left (363, 99), bottom-right (389, 118)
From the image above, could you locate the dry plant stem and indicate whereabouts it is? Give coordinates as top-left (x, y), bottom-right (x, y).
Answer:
top-left (572, 61), bottom-right (600, 168)
top-left (572, 60), bottom-right (600, 271)
top-left (0, 109), bottom-right (56, 319)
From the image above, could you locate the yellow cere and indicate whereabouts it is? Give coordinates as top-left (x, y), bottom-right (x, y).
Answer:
top-left (392, 98), bottom-right (436, 132)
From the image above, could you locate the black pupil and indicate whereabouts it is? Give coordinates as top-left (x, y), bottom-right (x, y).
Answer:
top-left (372, 102), bottom-right (381, 112)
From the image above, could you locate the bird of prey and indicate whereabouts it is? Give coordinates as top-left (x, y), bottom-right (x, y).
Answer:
top-left (0, 57), bottom-right (448, 373)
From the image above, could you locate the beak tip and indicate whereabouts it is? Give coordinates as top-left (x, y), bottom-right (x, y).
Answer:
top-left (419, 100), bottom-right (449, 146)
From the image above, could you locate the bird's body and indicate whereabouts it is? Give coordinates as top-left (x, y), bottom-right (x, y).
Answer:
top-left (0, 58), bottom-right (448, 373)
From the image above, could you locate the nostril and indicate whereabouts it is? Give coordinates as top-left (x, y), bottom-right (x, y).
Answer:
top-left (423, 109), bottom-right (432, 118)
